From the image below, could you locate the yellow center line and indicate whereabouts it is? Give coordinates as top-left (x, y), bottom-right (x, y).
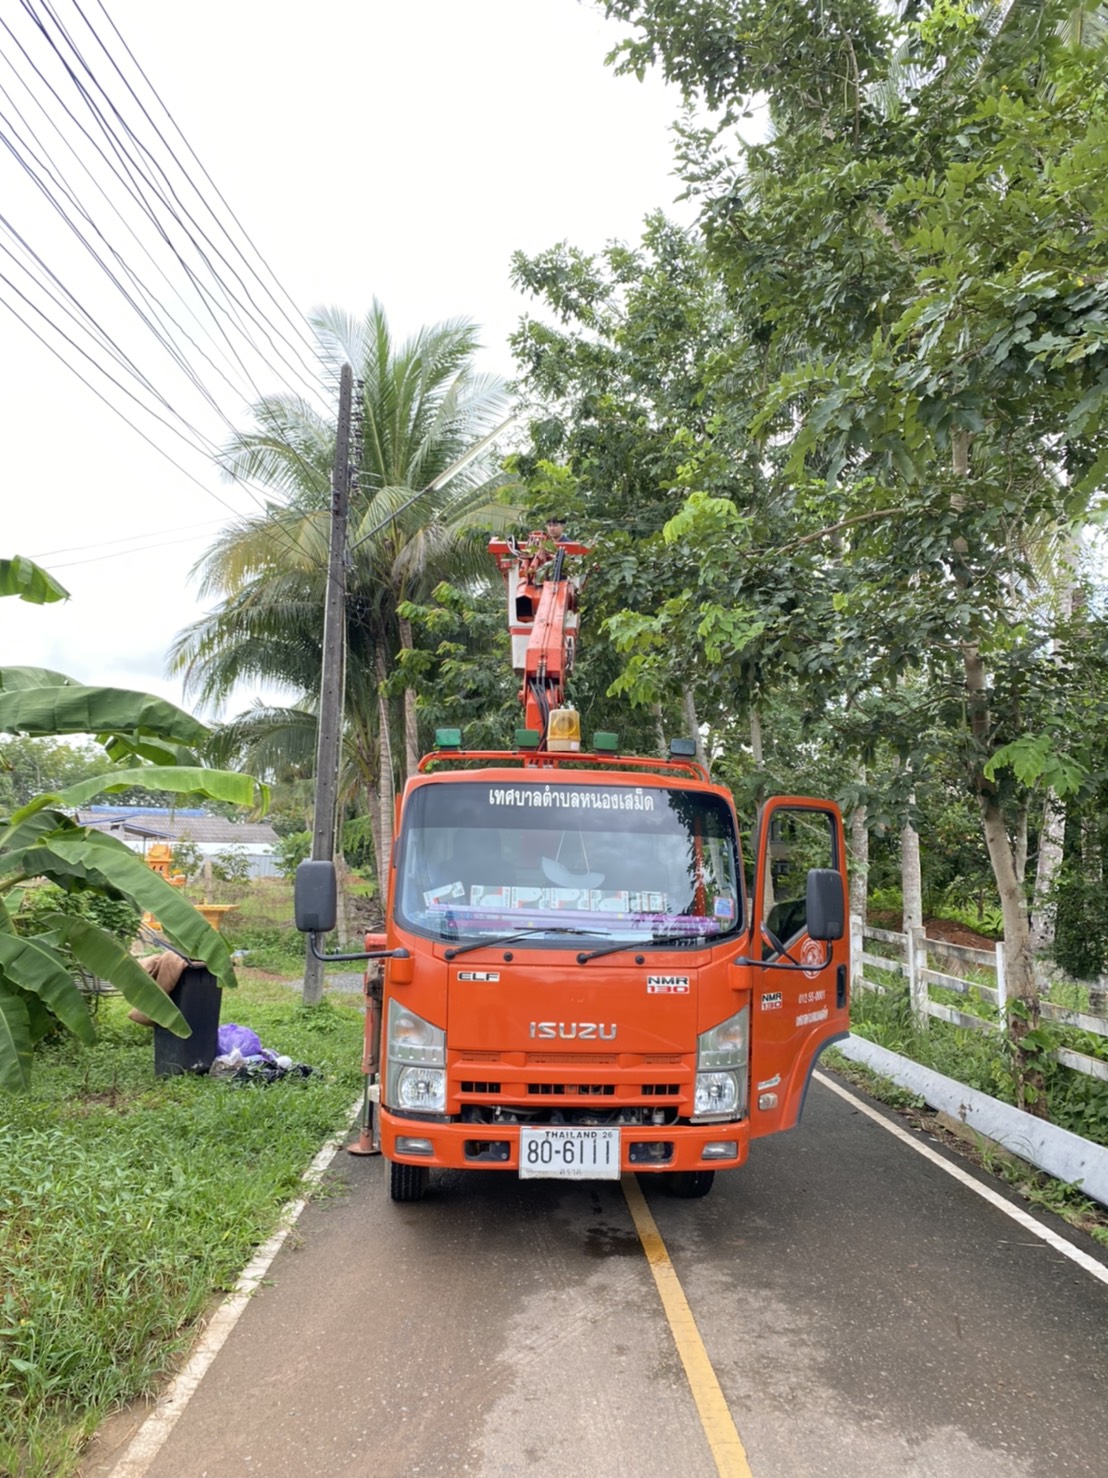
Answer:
top-left (622, 1174), bottom-right (754, 1478)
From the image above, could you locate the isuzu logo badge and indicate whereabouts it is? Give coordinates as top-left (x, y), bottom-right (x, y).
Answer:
top-left (529, 1022), bottom-right (617, 1040)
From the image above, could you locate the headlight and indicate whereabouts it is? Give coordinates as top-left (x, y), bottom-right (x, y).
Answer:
top-left (385, 1002), bottom-right (446, 1112)
top-left (694, 1007), bottom-right (748, 1120)
top-left (395, 1066), bottom-right (446, 1113)
top-left (694, 1071), bottom-right (740, 1117)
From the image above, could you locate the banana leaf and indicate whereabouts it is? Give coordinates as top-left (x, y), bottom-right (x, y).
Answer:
top-left (5, 833), bottom-right (236, 988)
top-left (0, 557), bottom-right (69, 605)
top-left (0, 686), bottom-right (209, 745)
top-left (0, 933), bottom-right (96, 1044)
top-left (1, 807), bottom-right (83, 851)
top-left (51, 766), bottom-right (268, 814)
top-left (24, 834), bottom-right (236, 986)
top-left (45, 914), bottom-right (188, 1034)
top-left (0, 665), bottom-right (78, 690)
top-left (0, 987), bottom-right (32, 1091)
top-left (100, 734), bottom-right (201, 767)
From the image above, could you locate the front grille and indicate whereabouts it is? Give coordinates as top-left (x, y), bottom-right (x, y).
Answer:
top-left (642, 1084), bottom-right (681, 1097)
top-left (526, 1053), bottom-right (619, 1066)
top-left (460, 1081), bottom-right (501, 1094)
top-left (528, 1082), bottom-right (615, 1097)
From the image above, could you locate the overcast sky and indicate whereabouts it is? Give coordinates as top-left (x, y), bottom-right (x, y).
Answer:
top-left (2, 0), bottom-right (691, 718)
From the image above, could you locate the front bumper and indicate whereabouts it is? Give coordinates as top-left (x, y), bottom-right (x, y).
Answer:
top-left (380, 1108), bottom-right (749, 1174)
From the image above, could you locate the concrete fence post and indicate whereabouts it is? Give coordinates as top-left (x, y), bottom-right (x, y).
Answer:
top-left (850, 912), bottom-right (864, 992)
top-left (908, 924), bottom-right (928, 1027)
top-left (994, 940), bottom-right (1007, 1031)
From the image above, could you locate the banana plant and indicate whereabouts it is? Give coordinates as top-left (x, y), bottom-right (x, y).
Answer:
top-left (1, 559), bottom-right (268, 1089)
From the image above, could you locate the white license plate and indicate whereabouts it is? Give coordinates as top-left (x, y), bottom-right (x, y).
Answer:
top-left (518, 1126), bottom-right (621, 1180)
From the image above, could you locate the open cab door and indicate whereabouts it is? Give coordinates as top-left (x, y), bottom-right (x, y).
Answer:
top-left (739, 796), bottom-right (850, 1139)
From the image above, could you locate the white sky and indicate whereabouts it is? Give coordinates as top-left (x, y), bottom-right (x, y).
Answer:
top-left (2, 0), bottom-right (691, 718)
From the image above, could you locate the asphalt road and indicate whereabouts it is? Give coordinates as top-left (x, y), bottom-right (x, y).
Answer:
top-left (90, 1072), bottom-right (1108, 1478)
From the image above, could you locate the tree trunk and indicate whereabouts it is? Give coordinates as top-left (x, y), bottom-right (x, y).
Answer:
top-left (1030, 792), bottom-right (1064, 962)
top-left (750, 708), bottom-right (763, 766)
top-left (375, 647), bottom-right (395, 870)
top-left (1029, 531), bottom-right (1079, 967)
top-left (964, 641), bottom-right (1046, 1115)
top-left (651, 702), bottom-right (667, 756)
top-left (901, 813), bottom-right (923, 935)
top-left (682, 687), bottom-right (707, 771)
top-left (849, 795), bottom-right (869, 926)
top-left (398, 614), bottom-right (420, 780)
top-left (1013, 798), bottom-right (1029, 885)
top-left (335, 852), bottom-right (353, 947)
top-left (952, 428), bottom-right (1045, 1115)
top-left (363, 780), bottom-right (384, 906)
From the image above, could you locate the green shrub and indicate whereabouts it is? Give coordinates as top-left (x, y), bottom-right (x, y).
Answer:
top-left (274, 830), bottom-right (311, 880)
top-left (223, 925), bottom-right (307, 974)
top-left (14, 884), bottom-right (140, 951)
top-left (1051, 867), bottom-right (1108, 980)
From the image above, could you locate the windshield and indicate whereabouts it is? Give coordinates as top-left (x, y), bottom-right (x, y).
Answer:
top-left (395, 779), bottom-right (742, 949)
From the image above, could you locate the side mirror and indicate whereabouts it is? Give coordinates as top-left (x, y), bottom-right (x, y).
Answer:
top-left (806, 868), bottom-right (844, 941)
top-left (295, 859), bottom-right (337, 934)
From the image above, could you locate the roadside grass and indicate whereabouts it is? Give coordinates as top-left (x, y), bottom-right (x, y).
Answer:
top-left (823, 1049), bottom-right (1108, 1249)
top-left (0, 974), bottom-right (363, 1478)
top-left (850, 971), bottom-right (1108, 1144)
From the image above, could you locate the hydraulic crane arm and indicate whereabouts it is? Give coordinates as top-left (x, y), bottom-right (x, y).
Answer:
top-left (488, 534), bottom-right (590, 745)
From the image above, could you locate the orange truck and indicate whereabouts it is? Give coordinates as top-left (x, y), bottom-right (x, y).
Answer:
top-left (296, 532), bottom-right (850, 1202)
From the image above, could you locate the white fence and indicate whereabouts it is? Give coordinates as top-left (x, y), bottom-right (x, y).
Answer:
top-left (850, 917), bottom-right (1108, 1084)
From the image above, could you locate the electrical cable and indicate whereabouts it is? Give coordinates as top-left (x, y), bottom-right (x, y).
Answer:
top-left (1, 1), bottom-right (329, 467)
top-left (0, 79), bottom-right (281, 431)
top-left (32, 517), bottom-right (225, 558)
top-left (86, 0), bottom-right (325, 397)
top-left (1, 1), bottom-right (485, 619)
top-left (12, 0), bottom-right (305, 409)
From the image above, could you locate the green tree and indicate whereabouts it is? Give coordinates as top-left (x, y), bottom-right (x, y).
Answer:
top-left (601, 0), bottom-right (1108, 1110)
top-left (171, 301), bottom-right (518, 880)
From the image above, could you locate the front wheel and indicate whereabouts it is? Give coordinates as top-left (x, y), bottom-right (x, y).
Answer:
top-left (389, 1160), bottom-right (429, 1203)
top-left (668, 1170), bottom-right (715, 1199)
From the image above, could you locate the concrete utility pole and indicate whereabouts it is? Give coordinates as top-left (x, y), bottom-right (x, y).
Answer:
top-left (303, 362), bottom-right (354, 1006)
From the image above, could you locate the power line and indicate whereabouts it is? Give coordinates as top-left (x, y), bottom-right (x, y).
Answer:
top-left (41, 529), bottom-right (235, 570)
top-left (9, 2), bottom-right (287, 413)
top-left (87, 0), bottom-right (326, 395)
top-left (31, 517), bottom-right (225, 559)
top-left (1, 3), bottom-right (331, 491)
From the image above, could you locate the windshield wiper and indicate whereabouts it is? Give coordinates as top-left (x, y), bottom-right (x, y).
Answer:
top-left (576, 929), bottom-right (715, 964)
top-left (444, 926), bottom-right (607, 960)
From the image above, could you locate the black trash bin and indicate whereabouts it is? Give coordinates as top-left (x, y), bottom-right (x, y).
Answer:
top-left (153, 965), bottom-right (222, 1076)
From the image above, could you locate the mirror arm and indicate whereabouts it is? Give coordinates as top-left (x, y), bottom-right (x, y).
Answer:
top-left (732, 941), bottom-right (833, 972)
top-left (306, 936), bottom-right (411, 965)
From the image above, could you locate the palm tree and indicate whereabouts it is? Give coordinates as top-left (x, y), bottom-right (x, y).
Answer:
top-left (170, 301), bottom-right (516, 875)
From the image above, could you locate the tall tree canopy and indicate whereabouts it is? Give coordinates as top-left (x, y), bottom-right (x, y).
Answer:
top-left (171, 302), bottom-right (516, 870)
top-left (500, 0), bottom-right (1108, 1107)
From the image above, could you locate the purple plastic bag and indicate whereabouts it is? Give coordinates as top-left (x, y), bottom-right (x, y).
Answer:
top-left (217, 1023), bottom-right (262, 1058)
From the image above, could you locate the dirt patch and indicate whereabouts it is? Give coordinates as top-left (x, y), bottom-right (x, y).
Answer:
top-left (922, 916), bottom-right (999, 952)
top-left (868, 909), bottom-right (998, 952)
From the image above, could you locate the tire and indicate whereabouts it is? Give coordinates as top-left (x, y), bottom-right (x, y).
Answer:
top-left (668, 1170), bottom-right (715, 1199)
top-left (389, 1160), bottom-right (429, 1203)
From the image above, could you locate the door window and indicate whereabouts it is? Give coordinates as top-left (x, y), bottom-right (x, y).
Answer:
top-left (761, 807), bottom-right (838, 954)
